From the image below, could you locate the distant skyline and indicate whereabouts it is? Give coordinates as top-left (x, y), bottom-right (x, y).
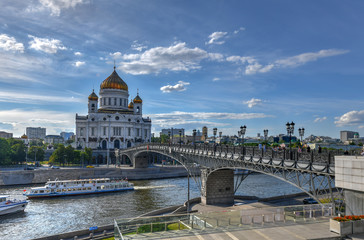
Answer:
top-left (0, 0), bottom-right (363, 138)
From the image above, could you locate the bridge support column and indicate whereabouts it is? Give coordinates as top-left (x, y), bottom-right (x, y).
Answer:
top-left (201, 168), bottom-right (234, 205)
top-left (134, 154), bottom-right (149, 168)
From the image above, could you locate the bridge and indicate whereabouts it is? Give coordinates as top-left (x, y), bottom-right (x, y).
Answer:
top-left (119, 143), bottom-right (344, 208)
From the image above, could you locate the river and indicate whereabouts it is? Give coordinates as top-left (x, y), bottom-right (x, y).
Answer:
top-left (0, 174), bottom-right (303, 240)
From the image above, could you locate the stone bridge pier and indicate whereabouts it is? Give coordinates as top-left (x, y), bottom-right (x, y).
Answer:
top-left (201, 168), bottom-right (234, 205)
top-left (133, 153), bottom-right (149, 168)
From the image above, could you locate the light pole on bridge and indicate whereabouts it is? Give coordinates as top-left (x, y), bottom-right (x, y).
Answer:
top-left (240, 125), bottom-right (246, 145)
top-left (179, 130), bottom-right (182, 147)
top-left (168, 131), bottom-right (171, 146)
top-left (286, 121), bottom-right (295, 159)
top-left (264, 129), bottom-right (268, 142)
top-left (193, 129), bottom-right (197, 151)
top-left (299, 127), bottom-right (305, 143)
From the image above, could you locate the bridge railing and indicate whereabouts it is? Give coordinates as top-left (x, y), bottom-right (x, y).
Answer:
top-left (136, 143), bottom-right (355, 165)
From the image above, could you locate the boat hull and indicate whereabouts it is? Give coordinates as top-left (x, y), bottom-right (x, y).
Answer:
top-left (26, 187), bottom-right (134, 199)
top-left (0, 201), bottom-right (28, 216)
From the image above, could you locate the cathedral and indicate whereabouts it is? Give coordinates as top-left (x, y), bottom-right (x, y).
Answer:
top-left (75, 67), bottom-right (152, 152)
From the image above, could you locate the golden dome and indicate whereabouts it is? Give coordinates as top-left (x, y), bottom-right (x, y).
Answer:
top-left (100, 68), bottom-right (128, 91)
top-left (88, 90), bottom-right (98, 101)
top-left (21, 134), bottom-right (28, 139)
top-left (128, 100), bottom-right (134, 109)
top-left (133, 94), bottom-right (142, 104)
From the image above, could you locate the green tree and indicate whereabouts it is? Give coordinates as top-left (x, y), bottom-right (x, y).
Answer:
top-left (10, 143), bottom-right (26, 164)
top-left (29, 146), bottom-right (45, 163)
top-left (160, 134), bottom-right (169, 144)
top-left (49, 144), bottom-right (65, 166)
top-left (0, 138), bottom-right (11, 165)
top-left (65, 145), bottom-right (75, 164)
top-left (84, 147), bottom-right (92, 164)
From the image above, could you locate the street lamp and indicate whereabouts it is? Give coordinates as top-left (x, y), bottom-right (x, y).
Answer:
top-left (286, 121), bottom-right (295, 158)
top-left (193, 129), bottom-right (196, 150)
top-left (168, 131), bottom-right (171, 146)
top-left (179, 130), bottom-right (182, 147)
top-left (237, 131), bottom-right (241, 145)
top-left (240, 125), bottom-right (247, 145)
top-left (24, 145), bottom-right (29, 167)
top-left (213, 128), bottom-right (217, 143)
top-left (298, 128), bottom-right (305, 142)
top-left (264, 129), bottom-right (269, 142)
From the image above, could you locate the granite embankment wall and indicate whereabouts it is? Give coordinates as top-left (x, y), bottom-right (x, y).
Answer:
top-left (0, 166), bottom-right (188, 186)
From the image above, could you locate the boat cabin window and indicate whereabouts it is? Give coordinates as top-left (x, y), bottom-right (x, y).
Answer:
top-left (0, 198), bottom-right (5, 202)
top-left (40, 190), bottom-right (44, 193)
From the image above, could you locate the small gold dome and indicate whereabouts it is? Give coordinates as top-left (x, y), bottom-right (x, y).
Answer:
top-left (100, 68), bottom-right (128, 91)
top-left (88, 90), bottom-right (98, 101)
top-left (21, 134), bottom-right (28, 139)
top-left (128, 100), bottom-right (134, 109)
top-left (133, 94), bottom-right (142, 104)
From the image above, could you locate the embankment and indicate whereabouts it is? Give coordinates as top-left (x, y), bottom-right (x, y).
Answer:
top-left (0, 166), bottom-right (188, 186)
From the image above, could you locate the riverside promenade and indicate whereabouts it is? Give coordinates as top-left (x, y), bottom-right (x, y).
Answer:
top-left (0, 165), bottom-right (188, 186)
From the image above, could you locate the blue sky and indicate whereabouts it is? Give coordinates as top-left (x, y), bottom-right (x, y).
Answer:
top-left (0, 0), bottom-right (363, 139)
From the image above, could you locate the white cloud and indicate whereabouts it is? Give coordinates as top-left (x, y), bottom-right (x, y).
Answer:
top-left (314, 116), bottom-right (327, 123)
top-left (206, 31), bottom-right (228, 45)
top-left (244, 98), bottom-right (263, 108)
top-left (0, 34), bottom-right (24, 52)
top-left (275, 49), bottom-right (349, 67)
top-left (0, 108), bottom-right (75, 137)
top-left (73, 61), bottom-right (85, 67)
top-left (74, 51), bottom-right (82, 56)
top-left (0, 90), bottom-right (83, 105)
top-left (160, 81), bottom-right (190, 93)
top-left (118, 42), bottom-right (208, 75)
top-left (335, 110), bottom-right (364, 126)
top-left (227, 49), bottom-right (349, 75)
top-left (110, 51), bottom-right (122, 59)
top-left (212, 77), bottom-right (220, 82)
top-left (131, 41), bottom-right (147, 52)
top-left (38, 0), bottom-right (87, 16)
top-left (234, 27), bottom-right (245, 34)
top-left (208, 53), bottom-right (224, 62)
top-left (149, 111), bottom-right (272, 128)
top-left (28, 35), bottom-right (67, 54)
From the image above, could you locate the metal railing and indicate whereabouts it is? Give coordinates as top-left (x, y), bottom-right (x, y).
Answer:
top-left (114, 204), bottom-right (334, 239)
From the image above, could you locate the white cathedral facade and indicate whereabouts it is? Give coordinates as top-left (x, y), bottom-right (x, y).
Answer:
top-left (75, 67), bottom-right (152, 151)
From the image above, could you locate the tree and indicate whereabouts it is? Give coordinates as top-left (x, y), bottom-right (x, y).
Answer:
top-left (10, 143), bottom-right (26, 164)
top-left (29, 146), bottom-right (45, 163)
top-left (0, 138), bottom-right (11, 165)
top-left (49, 144), bottom-right (65, 166)
top-left (160, 134), bottom-right (169, 144)
top-left (65, 145), bottom-right (75, 164)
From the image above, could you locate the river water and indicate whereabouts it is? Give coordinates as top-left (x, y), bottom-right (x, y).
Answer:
top-left (0, 174), bottom-right (302, 240)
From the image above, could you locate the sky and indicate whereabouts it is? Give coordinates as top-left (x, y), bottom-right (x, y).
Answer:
top-left (0, 0), bottom-right (363, 139)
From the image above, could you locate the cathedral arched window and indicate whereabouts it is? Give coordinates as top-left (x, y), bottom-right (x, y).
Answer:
top-left (136, 106), bottom-right (140, 113)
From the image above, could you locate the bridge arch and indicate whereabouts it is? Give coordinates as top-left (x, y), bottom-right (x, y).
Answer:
top-left (120, 144), bottom-right (342, 207)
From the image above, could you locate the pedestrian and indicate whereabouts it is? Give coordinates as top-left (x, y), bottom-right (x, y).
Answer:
top-left (307, 146), bottom-right (311, 152)
top-left (318, 145), bottom-right (322, 153)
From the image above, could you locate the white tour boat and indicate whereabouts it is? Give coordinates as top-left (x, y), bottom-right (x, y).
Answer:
top-left (0, 195), bottom-right (28, 216)
top-left (24, 178), bottom-right (134, 199)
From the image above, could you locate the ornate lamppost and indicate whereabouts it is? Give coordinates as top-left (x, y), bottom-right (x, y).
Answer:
top-left (240, 125), bottom-right (247, 145)
top-left (286, 121), bottom-right (295, 158)
top-left (179, 130), bottom-right (182, 147)
top-left (299, 127), bottom-right (305, 143)
top-left (193, 129), bottom-right (197, 150)
top-left (264, 129), bottom-right (269, 142)
top-left (168, 131), bottom-right (171, 146)
top-left (213, 128), bottom-right (217, 143)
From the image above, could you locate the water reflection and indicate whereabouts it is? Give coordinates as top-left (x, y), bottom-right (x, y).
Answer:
top-left (0, 174), bottom-right (302, 240)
